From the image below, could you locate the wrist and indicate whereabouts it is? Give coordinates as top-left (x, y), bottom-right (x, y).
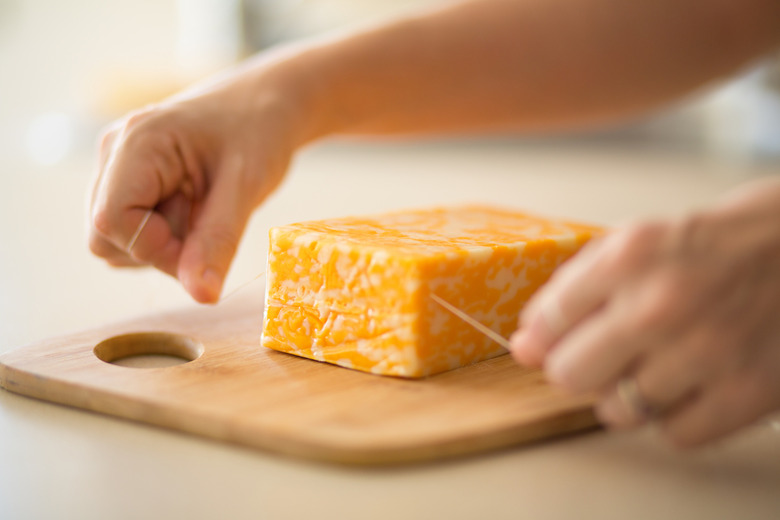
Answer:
top-left (251, 19), bottom-right (424, 139)
top-left (238, 41), bottom-right (346, 147)
top-left (169, 41), bottom-right (338, 149)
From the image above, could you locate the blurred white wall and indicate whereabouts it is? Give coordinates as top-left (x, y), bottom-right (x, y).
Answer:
top-left (0, 0), bottom-right (446, 168)
top-left (0, 0), bottom-right (180, 165)
top-left (242, 0), bottom-right (443, 47)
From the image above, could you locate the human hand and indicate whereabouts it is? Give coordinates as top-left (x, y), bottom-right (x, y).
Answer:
top-left (88, 61), bottom-right (319, 303)
top-left (509, 178), bottom-right (780, 447)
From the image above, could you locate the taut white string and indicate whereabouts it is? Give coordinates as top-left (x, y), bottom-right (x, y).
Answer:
top-left (126, 209), bottom-right (153, 254)
top-left (218, 271), bottom-right (266, 303)
top-left (430, 294), bottom-right (511, 350)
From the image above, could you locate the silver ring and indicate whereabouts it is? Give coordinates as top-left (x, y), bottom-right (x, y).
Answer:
top-left (617, 377), bottom-right (654, 421)
top-left (126, 209), bottom-right (153, 254)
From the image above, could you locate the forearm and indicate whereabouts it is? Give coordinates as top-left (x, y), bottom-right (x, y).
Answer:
top-left (274, 0), bottom-right (780, 138)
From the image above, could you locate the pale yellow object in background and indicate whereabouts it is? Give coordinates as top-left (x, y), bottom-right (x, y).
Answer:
top-left (262, 206), bottom-right (603, 377)
top-left (92, 72), bottom-right (186, 118)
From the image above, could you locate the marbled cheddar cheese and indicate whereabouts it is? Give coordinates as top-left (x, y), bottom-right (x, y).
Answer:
top-left (262, 206), bottom-right (603, 378)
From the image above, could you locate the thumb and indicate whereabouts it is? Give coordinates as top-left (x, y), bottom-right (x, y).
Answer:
top-left (178, 157), bottom-right (256, 303)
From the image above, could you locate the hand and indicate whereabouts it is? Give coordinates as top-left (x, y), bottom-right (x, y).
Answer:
top-left (88, 62), bottom-right (317, 303)
top-left (509, 178), bottom-right (780, 447)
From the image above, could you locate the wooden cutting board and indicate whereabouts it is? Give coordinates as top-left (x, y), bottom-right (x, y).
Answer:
top-left (0, 290), bottom-right (598, 465)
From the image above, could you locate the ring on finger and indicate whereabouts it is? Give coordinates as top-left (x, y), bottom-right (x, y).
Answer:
top-left (617, 377), bottom-right (657, 422)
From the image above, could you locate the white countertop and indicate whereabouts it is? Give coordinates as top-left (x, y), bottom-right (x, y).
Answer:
top-left (1, 139), bottom-right (779, 520)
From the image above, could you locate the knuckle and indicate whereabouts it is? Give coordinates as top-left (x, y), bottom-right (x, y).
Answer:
top-left (661, 264), bottom-right (698, 298)
top-left (118, 107), bottom-right (178, 153)
top-left (123, 120), bottom-right (164, 151)
top-left (124, 108), bottom-right (155, 130)
top-left (604, 221), bottom-right (663, 274)
top-left (632, 299), bottom-right (668, 332)
top-left (730, 372), bottom-right (770, 410)
top-left (91, 207), bottom-right (114, 238)
top-left (631, 276), bottom-right (678, 331)
top-left (681, 329), bottom-right (724, 378)
top-left (703, 328), bottom-right (740, 364)
top-left (97, 127), bottom-right (118, 153)
top-left (672, 212), bottom-right (711, 251)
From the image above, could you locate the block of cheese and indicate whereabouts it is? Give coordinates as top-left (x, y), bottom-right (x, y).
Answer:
top-left (262, 206), bottom-right (602, 378)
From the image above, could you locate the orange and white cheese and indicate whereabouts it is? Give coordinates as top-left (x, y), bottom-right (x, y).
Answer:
top-left (261, 206), bottom-right (603, 378)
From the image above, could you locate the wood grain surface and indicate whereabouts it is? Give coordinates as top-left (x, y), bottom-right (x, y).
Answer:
top-left (0, 290), bottom-right (599, 465)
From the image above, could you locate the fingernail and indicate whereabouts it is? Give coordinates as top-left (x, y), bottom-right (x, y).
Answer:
top-left (201, 268), bottom-right (223, 299)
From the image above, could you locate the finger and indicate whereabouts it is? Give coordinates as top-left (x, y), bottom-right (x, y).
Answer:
top-left (595, 378), bottom-right (658, 430)
top-left (155, 191), bottom-right (193, 241)
top-left (509, 315), bottom-right (560, 368)
top-left (128, 193), bottom-right (196, 275)
top-left (88, 128), bottom-right (143, 266)
top-left (178, 154), bottom-right (254, 303)
top-left (88, 231), bottom-right (144, 267)
top-left (88, 193), bottom-right (192, 271)
top-left (89, 125), bottom-right (122, 214)
top-left (597, 278), bottom-right (765, 430)
top-left (596, 355), bottom-right (698, 430)
top-left (92, 126), bottom-right (187, 251)
top-left (510, 239), bottom-right (613, 364)
top-left (597, 327), bottom-right (742, 429)
top-left (659, 333), bottom-right (780, 448)
top-left (543, 293), bottom-right (646, 392)
top-left (510, 298), bottom-right (592, 368)
top-left (123, 209), bottom-right (183, 277)
top-left (595, 340), bottom-right (703, 430)
top-left (659, 371), bottom-right (779, 448)
top-left (519, 236), bottom-right (605, 324)
top-left (514, 223), bottom-right (665, 371)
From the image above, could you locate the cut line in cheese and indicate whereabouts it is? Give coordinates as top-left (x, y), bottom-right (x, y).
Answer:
top-left (261, 206), bottom-right (603, 378)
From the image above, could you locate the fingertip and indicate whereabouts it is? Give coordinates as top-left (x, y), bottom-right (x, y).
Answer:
top-left (511, 352), bottom-right (544, 369)
top-left (201, 268), bottom-right (223, 300)
top-left (178, 237), bottom-right (227, 303)
top-left (510, 309), bottom-right (560, 368)
top-left (508, 329), bottom-right (525, 351)
top-left (508, 330), bottom-right (544, 368)
top-left (180, 266), bottom-right (223, 304)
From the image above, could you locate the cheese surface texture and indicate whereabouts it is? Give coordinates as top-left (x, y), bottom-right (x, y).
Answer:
top-left (262, 206), bottom-right (602, 378)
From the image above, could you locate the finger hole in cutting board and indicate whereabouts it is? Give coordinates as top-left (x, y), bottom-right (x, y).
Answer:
top-left (93, 332), bottom-right (204, 368)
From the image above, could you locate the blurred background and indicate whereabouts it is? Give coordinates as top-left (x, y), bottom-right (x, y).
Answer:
top-left (2, 0), bottom-right (780, 167)
top-left (1, 0), bottom-right (779, 347)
